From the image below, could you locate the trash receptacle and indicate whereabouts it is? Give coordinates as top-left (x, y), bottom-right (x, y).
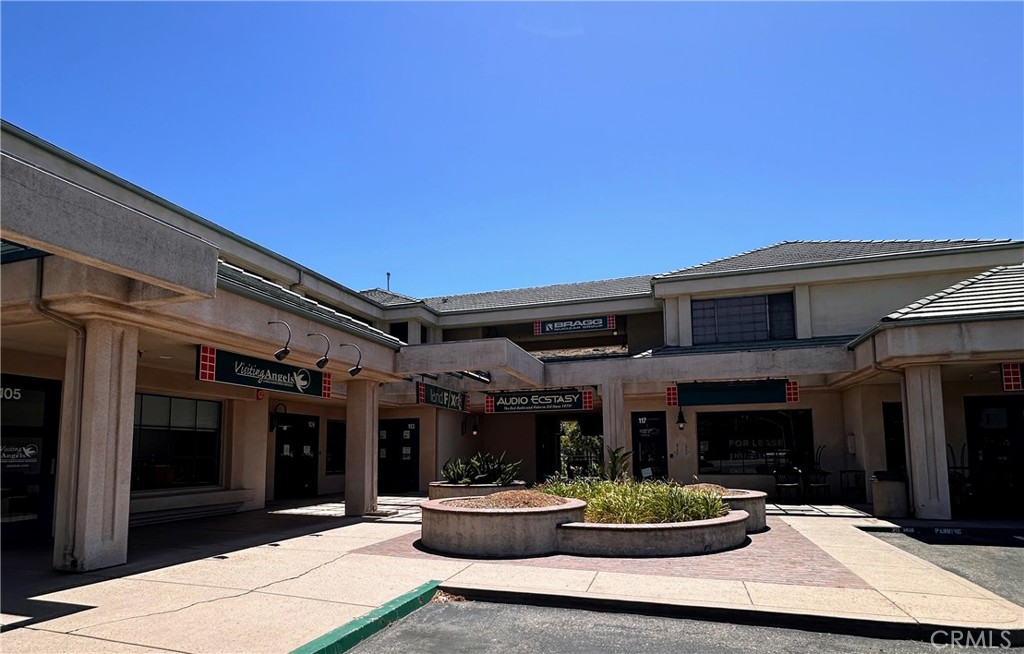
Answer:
top-left (871, 470), bottom-right (908, 518)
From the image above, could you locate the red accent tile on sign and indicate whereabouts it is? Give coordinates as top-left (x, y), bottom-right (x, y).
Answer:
top-left (666, 386), bottom-right (678, 406)
top-left (1003, 363), bottom-right (1022, 391)
top-left (786, 380), bottom-right (800, 403)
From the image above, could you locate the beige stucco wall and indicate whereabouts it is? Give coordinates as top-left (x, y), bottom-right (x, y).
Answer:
top-left (626, 312), bottom-right (665, 353)
top-left (478, 413), bottom-right (538, 483)
top-left (433, 408), bottom-right (469, 482)
top-left (808, 271), bottom-right (997, 337)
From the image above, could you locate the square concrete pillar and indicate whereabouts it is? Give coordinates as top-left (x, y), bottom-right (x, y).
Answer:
top-left (600, 382), bottom-right (626, 452)
top-left (229, 396), bottom-right (268, 511)
top-left (663, 297), bottom-right (680, 347)
top-left (53, 320), bottom-right (139, 571)
top-left (345, 380), bottom-right (380, 516)
top-left (904, 365), bottom-right (952, 520)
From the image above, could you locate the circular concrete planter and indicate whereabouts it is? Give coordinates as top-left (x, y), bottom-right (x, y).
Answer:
top-left (427, 481), bottom-right (527, 500)
top-left (556, 510), bottom-right (749, 557)
top-left (420, 496), bottom-right (586, 557)
top-left (722, 490), bottom-right (767, 533)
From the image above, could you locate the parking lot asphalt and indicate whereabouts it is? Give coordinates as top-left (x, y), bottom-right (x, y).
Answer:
top-left (348, 600), bottom-right (954, 654)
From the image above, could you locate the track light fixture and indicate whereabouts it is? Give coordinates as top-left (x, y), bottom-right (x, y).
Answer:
top-left (676, 407), bottom-right (687, 430)
top-left (337, 342), bottom-right (363, 377)
top-left (308, 332), bottom-right (331, 369)
top-left (268, 320), bottom-right (292, 361)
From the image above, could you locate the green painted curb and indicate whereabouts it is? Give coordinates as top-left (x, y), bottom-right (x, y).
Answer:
top-left (289, 580), bottom-right (441, 654)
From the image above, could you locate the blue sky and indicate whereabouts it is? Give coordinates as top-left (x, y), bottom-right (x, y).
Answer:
top-left (2, 2), bottom-right (1021, 297)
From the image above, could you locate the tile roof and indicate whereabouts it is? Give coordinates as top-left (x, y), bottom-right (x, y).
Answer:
top-left (655, 240), bottom-right (1017, 280)
top-left (421, 275), bottom-right (655, 313)
top-left (883, 264), bottom-right (1024, 322)
top-left (361, 288), bottom-right (423, 307)
top-left (217, 261), bottom-right (403, 348)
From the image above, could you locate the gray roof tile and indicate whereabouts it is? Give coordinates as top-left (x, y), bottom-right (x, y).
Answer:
top-left (883, 264), bottom-right (1024, 322)
top-left (655, 240), bottom-right (1016, 280)
top-left (421, 275), bottom-right (654, 313)
top-left (361, 288), bottom-right (423, 307)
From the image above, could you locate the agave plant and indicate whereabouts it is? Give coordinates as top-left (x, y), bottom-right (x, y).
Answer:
top-left (440, 451), bottom-right (521, 485)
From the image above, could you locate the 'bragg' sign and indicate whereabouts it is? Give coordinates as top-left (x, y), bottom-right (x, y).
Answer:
top-left (533, 315), bottom-right (615, 335)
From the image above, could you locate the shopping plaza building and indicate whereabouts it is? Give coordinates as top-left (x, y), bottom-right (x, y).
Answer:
top-left (2, 120), bottom-right (1022, 571)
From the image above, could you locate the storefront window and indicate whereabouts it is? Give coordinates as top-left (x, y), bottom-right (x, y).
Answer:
top-left (132, 393), bottom-right (222, 491)
top-left (697, 409), bottom-right (813, 474)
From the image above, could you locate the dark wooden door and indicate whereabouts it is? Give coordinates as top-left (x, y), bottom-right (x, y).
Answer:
top-left (378, 418), bottom-right (419, 494)
top-left (631, 411), bottom-right (668, 480)
top-left (274, 413), bottom-right (319, 499)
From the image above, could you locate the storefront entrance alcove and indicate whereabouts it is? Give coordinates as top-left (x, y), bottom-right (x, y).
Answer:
top-left (536, 414), bottom-right (604, 482)
top-left (1, 374), bottom-right (61, 543)
top-left (631, 411), bottom-right (668, 480)
top-left (273, 413), bottom-right (320, 500)
top-left (378, 418), bottom-right (419, 493)
top-left (963, 395), bottom-right (1024, 518)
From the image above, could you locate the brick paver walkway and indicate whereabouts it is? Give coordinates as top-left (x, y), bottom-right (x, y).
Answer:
top-left (354, 517), bottom-right (870, 588)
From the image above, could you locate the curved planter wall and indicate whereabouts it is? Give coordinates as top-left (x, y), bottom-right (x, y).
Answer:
top-left (420, 497), bottom-right (586, 557)
top-left (723, 490), bottom-right (767, 533)
top-left (556, 510), bottom-right (749, 557)
top-left (427, 481), bottom-right (526, 500)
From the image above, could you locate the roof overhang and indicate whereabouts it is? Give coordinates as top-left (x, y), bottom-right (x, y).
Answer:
top-left (396, 338), bottom-right (545, 386)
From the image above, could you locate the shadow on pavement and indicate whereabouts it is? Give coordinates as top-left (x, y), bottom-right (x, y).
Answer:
top-left (0, 497), bottom-right (380, 632)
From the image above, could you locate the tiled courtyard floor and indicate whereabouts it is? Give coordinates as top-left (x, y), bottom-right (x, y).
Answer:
top-left (1, 498), bottom-right (1021, 653)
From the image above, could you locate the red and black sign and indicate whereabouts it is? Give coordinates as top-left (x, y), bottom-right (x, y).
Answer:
top-left (485, 389), bottom-right (594, 413)
top-left (533, 315), bottom-right (615, 336)
top-left (197, 345), bottom-right (331, 398)
top-left (416, 382), bottom-right (469, 412)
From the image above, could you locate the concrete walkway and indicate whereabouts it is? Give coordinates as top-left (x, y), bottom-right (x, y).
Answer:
top-left (2, 499), bottom-right (1021, 653)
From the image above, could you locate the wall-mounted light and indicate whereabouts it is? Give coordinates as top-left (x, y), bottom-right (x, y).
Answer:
top-left (338, 342), bottom-right (363, 377)
top-left (268, 321), bottom-right (292, 361)
top-left (462, 414), bottom-right (479, 437)
top-left (308, 332), bottom-right (331, 369)
top-left (269, 402), bottom-right (288, 431)
top-left (676, 407), bottom-right (687, 430)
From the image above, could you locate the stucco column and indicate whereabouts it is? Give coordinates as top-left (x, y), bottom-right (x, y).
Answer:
top-left (229, 396), bottom-right (268, 511)
top-left (405, 321), bottom-right (422, 345)
top-left (53, 320), bottom-right (139, 571)
top-left (903, 365), bottom-right (951, 520)
top-left (677, 294), bottom-right (693, 347)
top-left (795, 285), bottom-right (812, 339)
top-left (663, 297), bottom-right (680, 347)
top-left (600, 382), bottom-right (626, 451)
top-left (345, 379), bottom-right (380, 516)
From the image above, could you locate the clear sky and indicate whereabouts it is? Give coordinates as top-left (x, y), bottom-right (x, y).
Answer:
top-left (2, 2), bottom-right (1021, 298)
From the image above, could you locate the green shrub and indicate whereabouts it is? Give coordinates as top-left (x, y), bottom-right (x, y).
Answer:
top-left (603, 445), bottom-right (632, 481)
top-left (440, 451), bottom-right (520, 485)
top-left (537, 478), bottom-right (726, 524)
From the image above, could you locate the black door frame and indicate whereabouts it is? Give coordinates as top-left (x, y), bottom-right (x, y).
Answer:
top-left (1, 374), bottom-right (62, 542)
